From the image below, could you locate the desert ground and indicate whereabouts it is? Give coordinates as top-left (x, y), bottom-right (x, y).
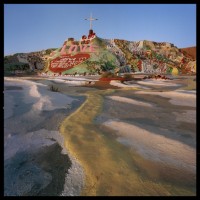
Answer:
top-left (4, 74), bottom-right (196, 196)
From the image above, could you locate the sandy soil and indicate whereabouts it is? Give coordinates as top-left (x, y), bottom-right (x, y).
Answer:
top-left (102, 120), bottom-right (195, 173)
top-left (4, 75), bottom-right (196, 196)
top-left (94, 77), bottom-right (196, 193)
top-left (4, 78), bottom-right (85, 196)
top-left (106, 95), bottom-right (154, 107)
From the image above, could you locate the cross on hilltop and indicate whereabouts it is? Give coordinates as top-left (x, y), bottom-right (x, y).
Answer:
top-left (85, 13), bottom-right (98, 30)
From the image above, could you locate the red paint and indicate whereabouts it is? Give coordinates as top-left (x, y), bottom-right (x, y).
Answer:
top-left (68, 45), bottom-right (79, 53)
top-left (89, 45), bottom-right (98, 52)
top-left (49, 53), bottom-right (90, 73)
top-left (50, 51), bottom-right (56, 56)
top-left (137, 60), bottom-right (142, 71)
top-left (99, 77), bottom-right (125, 82)
top-left (82, 35), bottom-right (87, 40)
top-left (79, 45), bottom-right (88, 52)
top-left (60, 44), bottom-right (98, 54)
top-left (60, 44), bottom-right (67, 56)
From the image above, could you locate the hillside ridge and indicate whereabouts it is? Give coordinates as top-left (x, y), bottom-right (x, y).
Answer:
top-left (4, 35), bottom-right (196, 76)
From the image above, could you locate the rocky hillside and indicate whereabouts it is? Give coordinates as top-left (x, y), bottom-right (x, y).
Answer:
top-left (4, 33), bottom-right (196, 76)
top-left (180, 47), bottom-right (196, 60)
top-left (4, 48), bottom-right (56, 75)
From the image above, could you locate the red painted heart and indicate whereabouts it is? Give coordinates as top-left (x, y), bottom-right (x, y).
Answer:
top-left (49, 53), bottom-right (90, 73)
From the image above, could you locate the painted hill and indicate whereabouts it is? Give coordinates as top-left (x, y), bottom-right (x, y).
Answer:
top-left (4, 31), bottom-right (196, 76)
top-left (180, 47), bottom-right (196, 60)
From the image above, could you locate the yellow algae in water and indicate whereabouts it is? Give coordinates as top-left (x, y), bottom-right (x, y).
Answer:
top-left (60, 89), bottom-right (195, 196)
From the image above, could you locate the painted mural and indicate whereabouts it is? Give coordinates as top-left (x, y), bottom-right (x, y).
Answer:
top-left (111, 39), bottom-right (196, 75)
top-left (43, 30), bottom-right (121, 75)
top-left (49, 54), bottom-right (90, 73)
top-left (4, 31), bottom-right (196, 76)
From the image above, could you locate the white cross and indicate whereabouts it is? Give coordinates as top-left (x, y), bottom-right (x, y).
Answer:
top-left (85, 13), bottom-right (98, 30)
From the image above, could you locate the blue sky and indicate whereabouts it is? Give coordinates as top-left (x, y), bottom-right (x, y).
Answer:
top-left (4, 4), bottom-right (196, 55)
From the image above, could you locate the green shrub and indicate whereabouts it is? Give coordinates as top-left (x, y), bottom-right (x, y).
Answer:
top-left (123, 73), bottom-right (133, 81)
top-left (49, 85), bottom-right (59, 92)
top-left (101, 71), bottom-right (118, 78)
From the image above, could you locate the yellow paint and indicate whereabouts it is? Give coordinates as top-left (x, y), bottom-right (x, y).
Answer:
top-left (146, 50), bottom-right (152, 55)
top-left (172, 67), bottom-right (179, 75)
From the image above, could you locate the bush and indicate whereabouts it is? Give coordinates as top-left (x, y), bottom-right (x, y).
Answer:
top-left (49, 85), bottom-right (59, 92)
top-left (100, 61), bottom-right (116, 72)
top-left (101, 71), bottom-right (118, 78)
top-left (123, 73), bottom-right (133, 81)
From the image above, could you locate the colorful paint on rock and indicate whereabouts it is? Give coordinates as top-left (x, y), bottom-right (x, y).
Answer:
top-left (50, 54), bottom-right (90, 73)
top-left (172, 67), bottom-right (179, 75)
top-left (4, 29), bottom-right (196, 76)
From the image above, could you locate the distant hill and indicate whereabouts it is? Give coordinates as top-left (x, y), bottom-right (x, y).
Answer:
top-left (179, 47), bottom-right (196, 60)
top-left (4, 48), bottom-right (57, 75)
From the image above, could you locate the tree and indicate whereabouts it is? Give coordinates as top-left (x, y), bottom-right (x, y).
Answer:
top-left (6, 63), bottom-right (30, 74)
top-left (9, 65), bottom-right (17, 74)
top-left (104, 61), bottom-right (116, 71)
